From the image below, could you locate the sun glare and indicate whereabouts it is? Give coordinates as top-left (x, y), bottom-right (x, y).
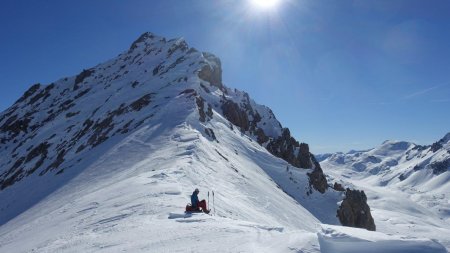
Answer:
top-left (250, 0), bottom-right (281, 9)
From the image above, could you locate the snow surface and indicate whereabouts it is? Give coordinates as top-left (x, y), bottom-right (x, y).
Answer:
top-left (0, 32), bottom-right (447, 252)
top-left (321, 138), bottom-right (450, 251)
top-left (1, 107), bottom-right (445, 252)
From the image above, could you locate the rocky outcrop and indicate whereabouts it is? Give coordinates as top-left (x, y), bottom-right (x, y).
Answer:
top-left (299, 143), bottom-right (313, 169)
top-left (337, 189), bottom-right (376, 231)
top-left (196, 96), bottom-right (213, 123)
top-left (219, 97), bottom-right (330, 194)
top-left (429, 158), bottom-right (450, 175)
top-left (15, 83), bottom-right (41, 104)
top-left (74, 69), bottom-right (95, 90)
top-left (266, 128), bottom-right (300, 167)
top-left (221, 100), bottom-right (249, 131)
top-left (266, 131), bottom-right (317, 170)
top-left (198, 52), bottom-right (222, 89)
top-left (129, 32), bottom-right (156, 51)
top-left (430, 142), bottom-right (443, 152)
top-left (307, 156), bottom-right (328, 194)
top-left (333, 182), bottom-right (345, 191)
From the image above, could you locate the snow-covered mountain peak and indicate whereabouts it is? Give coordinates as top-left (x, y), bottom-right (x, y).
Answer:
top-left (2, 32), bottom-right (446, 252)
top-left (374, 140), bottom-right (415, 156)
top-left (379, 140), bottom-right (414, 150)
top-left (0, 32), bottom-right (328, 225)
top-left (439, 132), bottom-right (450, 144)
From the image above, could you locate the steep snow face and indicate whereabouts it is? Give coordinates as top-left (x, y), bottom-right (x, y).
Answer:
top-left (0, 88), bottom-right (444, 252)
top-left (321, 135), bottom-right (450, 250)
top-left (0, 102), bottom-right (323, 252)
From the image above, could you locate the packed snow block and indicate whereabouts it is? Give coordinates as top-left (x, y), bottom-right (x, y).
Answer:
top-left (318, 225), bottom-right (448, 253)
top-left (337, 189), bottom-right (376, 231)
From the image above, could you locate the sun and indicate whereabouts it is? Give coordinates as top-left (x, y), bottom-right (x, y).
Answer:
top-left (250, 0), bottom-right (281, 9)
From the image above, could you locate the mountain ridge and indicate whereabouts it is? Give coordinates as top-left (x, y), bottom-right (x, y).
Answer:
top-left (0, 32), bottom-right (339, 226)
top-left (5, 32), bottom-right (449, 252)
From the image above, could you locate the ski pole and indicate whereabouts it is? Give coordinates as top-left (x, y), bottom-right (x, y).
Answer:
top-left (213, 191), bottom-right (215, 216)
top-left (208, 191), bottom-right (210, 211)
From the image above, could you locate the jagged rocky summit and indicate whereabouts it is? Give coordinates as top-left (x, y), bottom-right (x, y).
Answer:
top-left (0, 32), bottom-right (374, 230)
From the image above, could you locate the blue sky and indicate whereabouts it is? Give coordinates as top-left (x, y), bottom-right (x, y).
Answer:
top-left (1, 0), bottom-right (449, 153)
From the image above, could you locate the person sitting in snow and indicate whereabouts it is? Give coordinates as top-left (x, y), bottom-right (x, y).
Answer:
top-left (191, 188), bottom-right (210, 214)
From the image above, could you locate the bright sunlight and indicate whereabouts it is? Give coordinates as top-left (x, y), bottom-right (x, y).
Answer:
top-left (249, 0), bottom-right (281, 9)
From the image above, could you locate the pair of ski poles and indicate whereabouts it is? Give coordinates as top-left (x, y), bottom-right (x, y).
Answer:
top-left (208, 191), bottom-right (215, 215)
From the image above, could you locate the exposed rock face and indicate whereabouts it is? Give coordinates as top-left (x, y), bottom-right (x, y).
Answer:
top-left (219, 97), bottom-right (330, 193)
top-left (431, 142), bottom-right (443, 152)
top-left (307, 156), bottom-right (328, 194)
top-left (74, 69), bottom-right (95, 90)
top-left (333, 182), bottom-right (345, 191)
top-left (266, 131), bottom-right (319, 170)
top-left (221, 100), bottom-right (249, 131)
top-left (129, 32), bottom-right (155, 51)
top-left (337, 189), bottom-right (376, 231)
top-left (267, 128), bottom-right (301, 167)
top-left (195, 96), bottom-right (213, 123)
top-left (198, 52), bottom-right (222, 89)
top-left (299, 143), bottom-right (313, 169)
top-left (429, 158), bottom-right (450, 175)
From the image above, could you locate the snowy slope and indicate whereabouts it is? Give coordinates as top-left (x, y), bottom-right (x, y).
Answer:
top-left (0, 32), bottom-right (338, 228)
top-left (0, 101), bottom-right (321, 252)
top-left (0, 32), bottom-right (447, 252)
top-left (321, 135), bottom-right (450, 250)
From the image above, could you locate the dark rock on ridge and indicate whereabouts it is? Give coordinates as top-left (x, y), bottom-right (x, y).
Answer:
top-left (221, 100), bottom-right (249, 131)
top-left (337, 189), bottom-right (376, 231)
top-left (307, 156), bottom-right (328, 194)
top-left (333, 182), bottom-right (345, 191)
top-left (429, 158), bottom-right (450, 175)
top-left (198, 52), bottom-right (223, 89)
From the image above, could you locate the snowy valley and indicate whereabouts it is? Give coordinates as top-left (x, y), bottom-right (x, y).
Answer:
top-left (320, 135), bottom-right (450, 251)
top-left (0, 32), bottom-right (448, 252)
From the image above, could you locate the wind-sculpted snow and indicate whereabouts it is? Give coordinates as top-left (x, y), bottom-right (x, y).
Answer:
top-left (0, 32), bottom-right (446, 252)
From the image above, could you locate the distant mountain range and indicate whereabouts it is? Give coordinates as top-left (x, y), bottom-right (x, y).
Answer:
top-left (320, 133), bottom-right (450, 249)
